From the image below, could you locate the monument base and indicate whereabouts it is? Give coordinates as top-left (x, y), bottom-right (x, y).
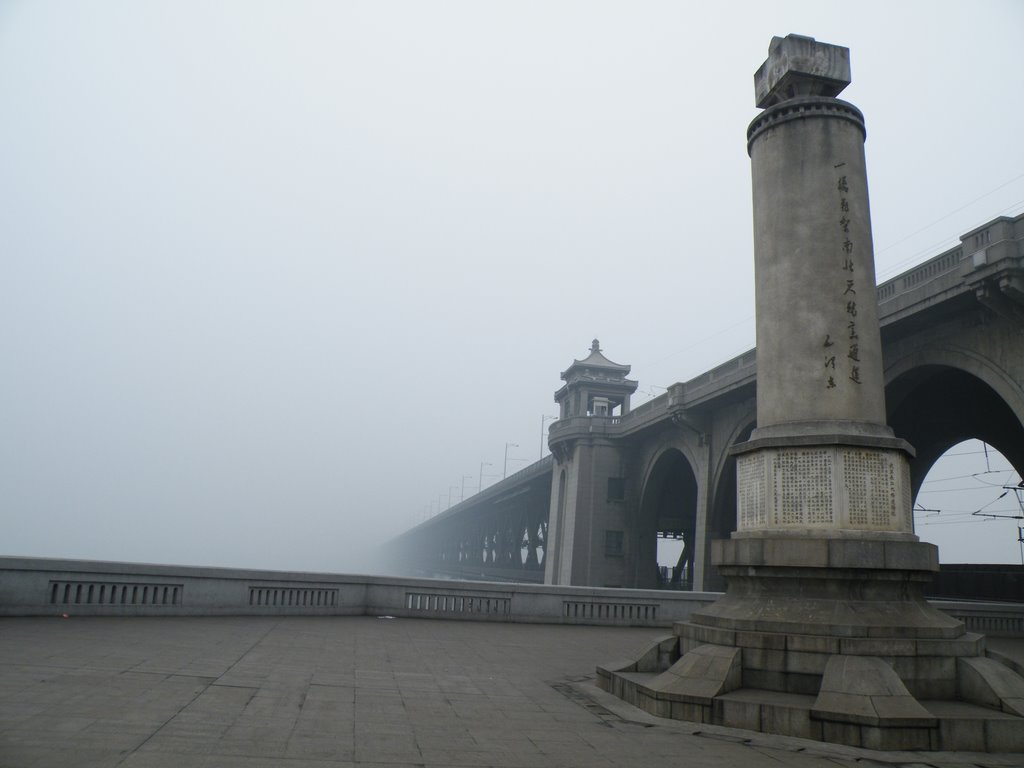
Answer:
top-left (598, 534), bottom-right (1024, 752)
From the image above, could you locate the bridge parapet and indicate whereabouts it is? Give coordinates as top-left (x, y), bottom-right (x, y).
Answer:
top-left (0, 556), bottom-right (719, 626)
top-left (962, 215), bottom-right (1024, 323)
top-left (407, 453), bottom-right (554, 530)
top-left (879, 214), bottom-right (1023, 326)
top-left (675, 350), bottom-right (757, 408)
top-left (3, 557), bottom-right (1021, 636)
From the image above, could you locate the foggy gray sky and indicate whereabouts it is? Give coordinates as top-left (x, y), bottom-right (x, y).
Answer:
top-left (2, 1), bottom-right (1023, 572)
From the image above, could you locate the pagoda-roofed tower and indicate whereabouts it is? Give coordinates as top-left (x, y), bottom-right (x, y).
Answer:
top-left (545, 340), bottom-right (639, 588)
top-left (554, 339), bottom-right (638, 419)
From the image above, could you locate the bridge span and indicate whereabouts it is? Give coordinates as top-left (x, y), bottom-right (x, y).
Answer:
top-left (390, 213), bottom-right (1024, 590)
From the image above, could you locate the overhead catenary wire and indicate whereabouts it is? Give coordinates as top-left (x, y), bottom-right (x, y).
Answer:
top-left (877, 196), bottom-right (1024, 279)
top-left (874, 172), bottom-right (1024, 258)
top-left (918, 484), bottom-right (1017, 493)
top-left (920, 469), bottom-right (1016, 486)
top-left (911, 442), bottom-right (1023, 558)
top-left (939, 447), bottom-right (1011, 458)
top-left (917, 507), bottom-right (1019, 520)
top-left (877, 171), bottom-right (1024, 283)
top-left (915, 517), bottom-right (1020, 527)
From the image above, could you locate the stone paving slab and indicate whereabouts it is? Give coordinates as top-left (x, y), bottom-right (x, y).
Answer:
top-left (0, 616), bottom-right (1022, 767)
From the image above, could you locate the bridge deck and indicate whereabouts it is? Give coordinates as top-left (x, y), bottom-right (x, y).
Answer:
top-left (2, 616), bottom-right (1023, 767)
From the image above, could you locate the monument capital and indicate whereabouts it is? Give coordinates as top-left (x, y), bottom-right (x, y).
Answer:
top-left (754, 33), bottom-right (851, 108)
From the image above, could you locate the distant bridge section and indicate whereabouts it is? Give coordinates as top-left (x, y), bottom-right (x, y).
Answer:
top-left (389, 456), bottom-right (554, 583)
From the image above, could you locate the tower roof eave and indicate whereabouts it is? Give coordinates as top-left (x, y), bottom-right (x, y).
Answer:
top-left (560, 348), bottom-right (632, 381)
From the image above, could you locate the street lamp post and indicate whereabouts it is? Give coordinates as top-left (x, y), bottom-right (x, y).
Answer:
top-left (479, 461), bottom-right (492, 494)
top-left (540, 414), bottom-right (558, 459)
top-left (504, 442), bottom-right (519, 479)
top-left (461, 474), bottom-right (473, 501)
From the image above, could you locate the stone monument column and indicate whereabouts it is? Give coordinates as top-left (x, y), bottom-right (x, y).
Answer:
top-left (739, 34), bottom-right (914, 539)
top-left (598, 36), bottom-right (1024, 752)
top-left (704, 36), bottom-right (944, 638)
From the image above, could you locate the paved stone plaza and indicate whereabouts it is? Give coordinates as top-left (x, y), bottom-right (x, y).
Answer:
top-left (1, 616), bottom-right (1022, 768)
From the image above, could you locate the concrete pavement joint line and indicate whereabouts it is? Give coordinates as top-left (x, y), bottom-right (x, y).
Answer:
top-left (550, 676), bottom-right (633, 729)
top-left (209, 682), bottom-right (260, 691)
top-left (115, 669), bottom-right (210, 679)
top-left (112, 619), bottom-right (281, 767)
top-left (691, 730), bottom-right (753, 744)
top-left (281, 679), bottom-right (310, 752)
top-left (0, 662), bottom-right (79, 673)
top-left (165, 673), bottom-right (217, 683)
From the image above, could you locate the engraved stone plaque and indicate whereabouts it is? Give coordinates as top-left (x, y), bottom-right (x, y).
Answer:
top-left (737, 446), bottom-right (912, 534)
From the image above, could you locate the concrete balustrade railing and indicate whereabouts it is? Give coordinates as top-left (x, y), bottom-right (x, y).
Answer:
top-left (0, 557), bottom-right (718, 626)
top-left (2, 556), bottom-right (1021, 635)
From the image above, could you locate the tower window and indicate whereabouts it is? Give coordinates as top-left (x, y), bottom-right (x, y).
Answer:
top-left (605, 530), bottom-right (624, 556)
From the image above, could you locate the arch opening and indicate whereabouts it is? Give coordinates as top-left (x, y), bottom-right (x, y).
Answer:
top-left (913, 439), bottom-right (1023, 565)
top-left (636, 449), bottom-right (699, 590)
top-left (886, 364), bottom-right (1024, 572)
top-left (887, 365), bottom-right (1024, 500)
top-left (520, 520), bottom-right (546, 567)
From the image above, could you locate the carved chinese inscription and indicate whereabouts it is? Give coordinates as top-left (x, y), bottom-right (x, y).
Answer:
top-left (824, 166), bottom-right (865, 390)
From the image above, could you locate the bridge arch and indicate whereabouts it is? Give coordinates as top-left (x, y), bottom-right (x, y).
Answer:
top-left (546, 469), bottom-right (568, 582)
top-left (885, 345), bottom-right (1024, 499)
top-left (633, 446), bottom-right (700, 590)
top-left (704, 415), bottom-right (757, 591)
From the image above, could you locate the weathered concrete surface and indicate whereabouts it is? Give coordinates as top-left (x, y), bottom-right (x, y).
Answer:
top-left (754, 34), bottom-right (851, 108)
top-left (812, 656), bottom-right (936, 727)
top-left (2, 616), bottom-right (1023, 768)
